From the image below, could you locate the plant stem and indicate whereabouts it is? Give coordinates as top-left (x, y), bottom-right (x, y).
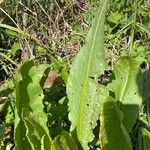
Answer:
top-left (129, 0), bottom-right (138, 52)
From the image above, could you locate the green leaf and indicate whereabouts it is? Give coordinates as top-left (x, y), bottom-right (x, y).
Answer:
top-left (5, 104), bottom-right (14, 125)
top-left (41, 135), bottom-right (53, 150)
top-left (138, 22), bottom-right (150, 39)
top-left (51, 131), bottom-right (78, 150)
top-left (14, 118), bottom-right (32, 150)
top-left (142, 128), bottom-right (150, 150)
top-left (107, 56), bottom-right (143, 132)
top-left (46, 97), bottom-right (69, 139)
top-left (20, 60), bottom-right (48, 129)
top-left (14, 60), bottom-right (51, 150)
top-left (140, 68), bottom-right (150, 125)
top-left (11, 42), bottom-right (21, 55)
top-left (100, 96), bottom-right (132, 150)
top-left (23, 110), bottom-right (51, 150)
top-left (5, 29), bottom-right (18, 38)
top-left (108, 11), bottom-right (123, 24)
top-left (37, 46), bottom-right (47, 56)
top-left (23, 116), bottom-right (41, 150)
top-left (67, 0), bottom-right (109, 148)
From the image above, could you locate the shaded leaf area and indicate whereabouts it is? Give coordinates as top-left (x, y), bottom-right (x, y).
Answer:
top-left (139, 66), bottom-right (150, 126)
top-left (140, 66), bottom-right (150, 103)
top-left (0, 83), bottom-right (14, 148)
top-left (14, 60), bottom-right (51, 150)
top-left (0, 87), bottom-right (14, 114)
top-left (107, 56), bottom-right (143, 133)
top-left (0, 121), bottom-right (5, 144)
top-left (142, 128), bottom-right (150, 149)
top-left (67, 0), bottom-right (109, 148)
top-left (51, 131), bottom-right (78, 150)
top-left (42, 67), bottom-right (70, 139)
top-left (100, 96), bottom-right (132, 150)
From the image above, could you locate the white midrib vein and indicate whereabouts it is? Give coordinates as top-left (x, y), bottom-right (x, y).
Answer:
top-left (119, 62), bottom-right (130, 103)
top-left (76, 0), bottom-right (108, 140)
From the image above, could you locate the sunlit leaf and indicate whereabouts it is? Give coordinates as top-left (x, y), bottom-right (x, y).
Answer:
top-left (67, 0), bottom-right (109, 148)
top-left (14, 60), bottom-right (51, 149)
top-left (107, 56), bottom-right (143, 132)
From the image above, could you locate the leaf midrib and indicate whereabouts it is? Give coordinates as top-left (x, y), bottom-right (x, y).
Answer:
top-left (77, 0), bottom-right (108, 138)
top-left (119, 60), bottom-right (130, 102)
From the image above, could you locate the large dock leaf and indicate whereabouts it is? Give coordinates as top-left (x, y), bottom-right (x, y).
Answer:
top-left (14, 60), bottom-right (51, 150)
top-left (67, 0), bottom-right (109, 148)
top-left (108, 56), bottom-right (143, 132)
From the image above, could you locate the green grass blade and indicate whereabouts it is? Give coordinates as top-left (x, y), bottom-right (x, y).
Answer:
top-left (67, 0), bottom-right (109, 148)
top-left (0, 23), bottom-right (27, 35)
top-left (100, 96), bottom-right (132, 150)
top-left (0, 52), bottom-right (18, 66)
top-left (137, 24), bottom-right (150, 37)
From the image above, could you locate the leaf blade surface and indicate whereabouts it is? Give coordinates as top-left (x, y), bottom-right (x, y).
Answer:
top-left (67, 0), bottom-right (109, 148)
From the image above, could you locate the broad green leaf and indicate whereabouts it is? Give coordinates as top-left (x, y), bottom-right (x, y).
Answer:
top-left (41, 135), bottom-right (53, 150)
top-left (100, 96), bottom-right (132, 150)
top-left (107, 56), bottom-right (143, 132)
top-left (142, 128), bottom-right (150, 150)
top-left (14, 60), bottom-right (51, 150)
top-left (14, 82), bottom-right (32, 150)
top-left (18, 60), bottom-right (48, 128)
top-left (66, 0), bottom-right (109, 148)
top-left (51, 131), bottom-right (78, 150)
top-left (23, 110), bottom-right (51, 150)
top-left (14, 118), bottom-right (32, 150)
top-left (23, 116), bottom-right (41, 150)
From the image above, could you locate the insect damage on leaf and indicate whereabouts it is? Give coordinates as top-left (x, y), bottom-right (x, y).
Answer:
top-left (97, 70), bottom-right (112, 85)
top-left (89, 69), bottom-right (112, 85)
